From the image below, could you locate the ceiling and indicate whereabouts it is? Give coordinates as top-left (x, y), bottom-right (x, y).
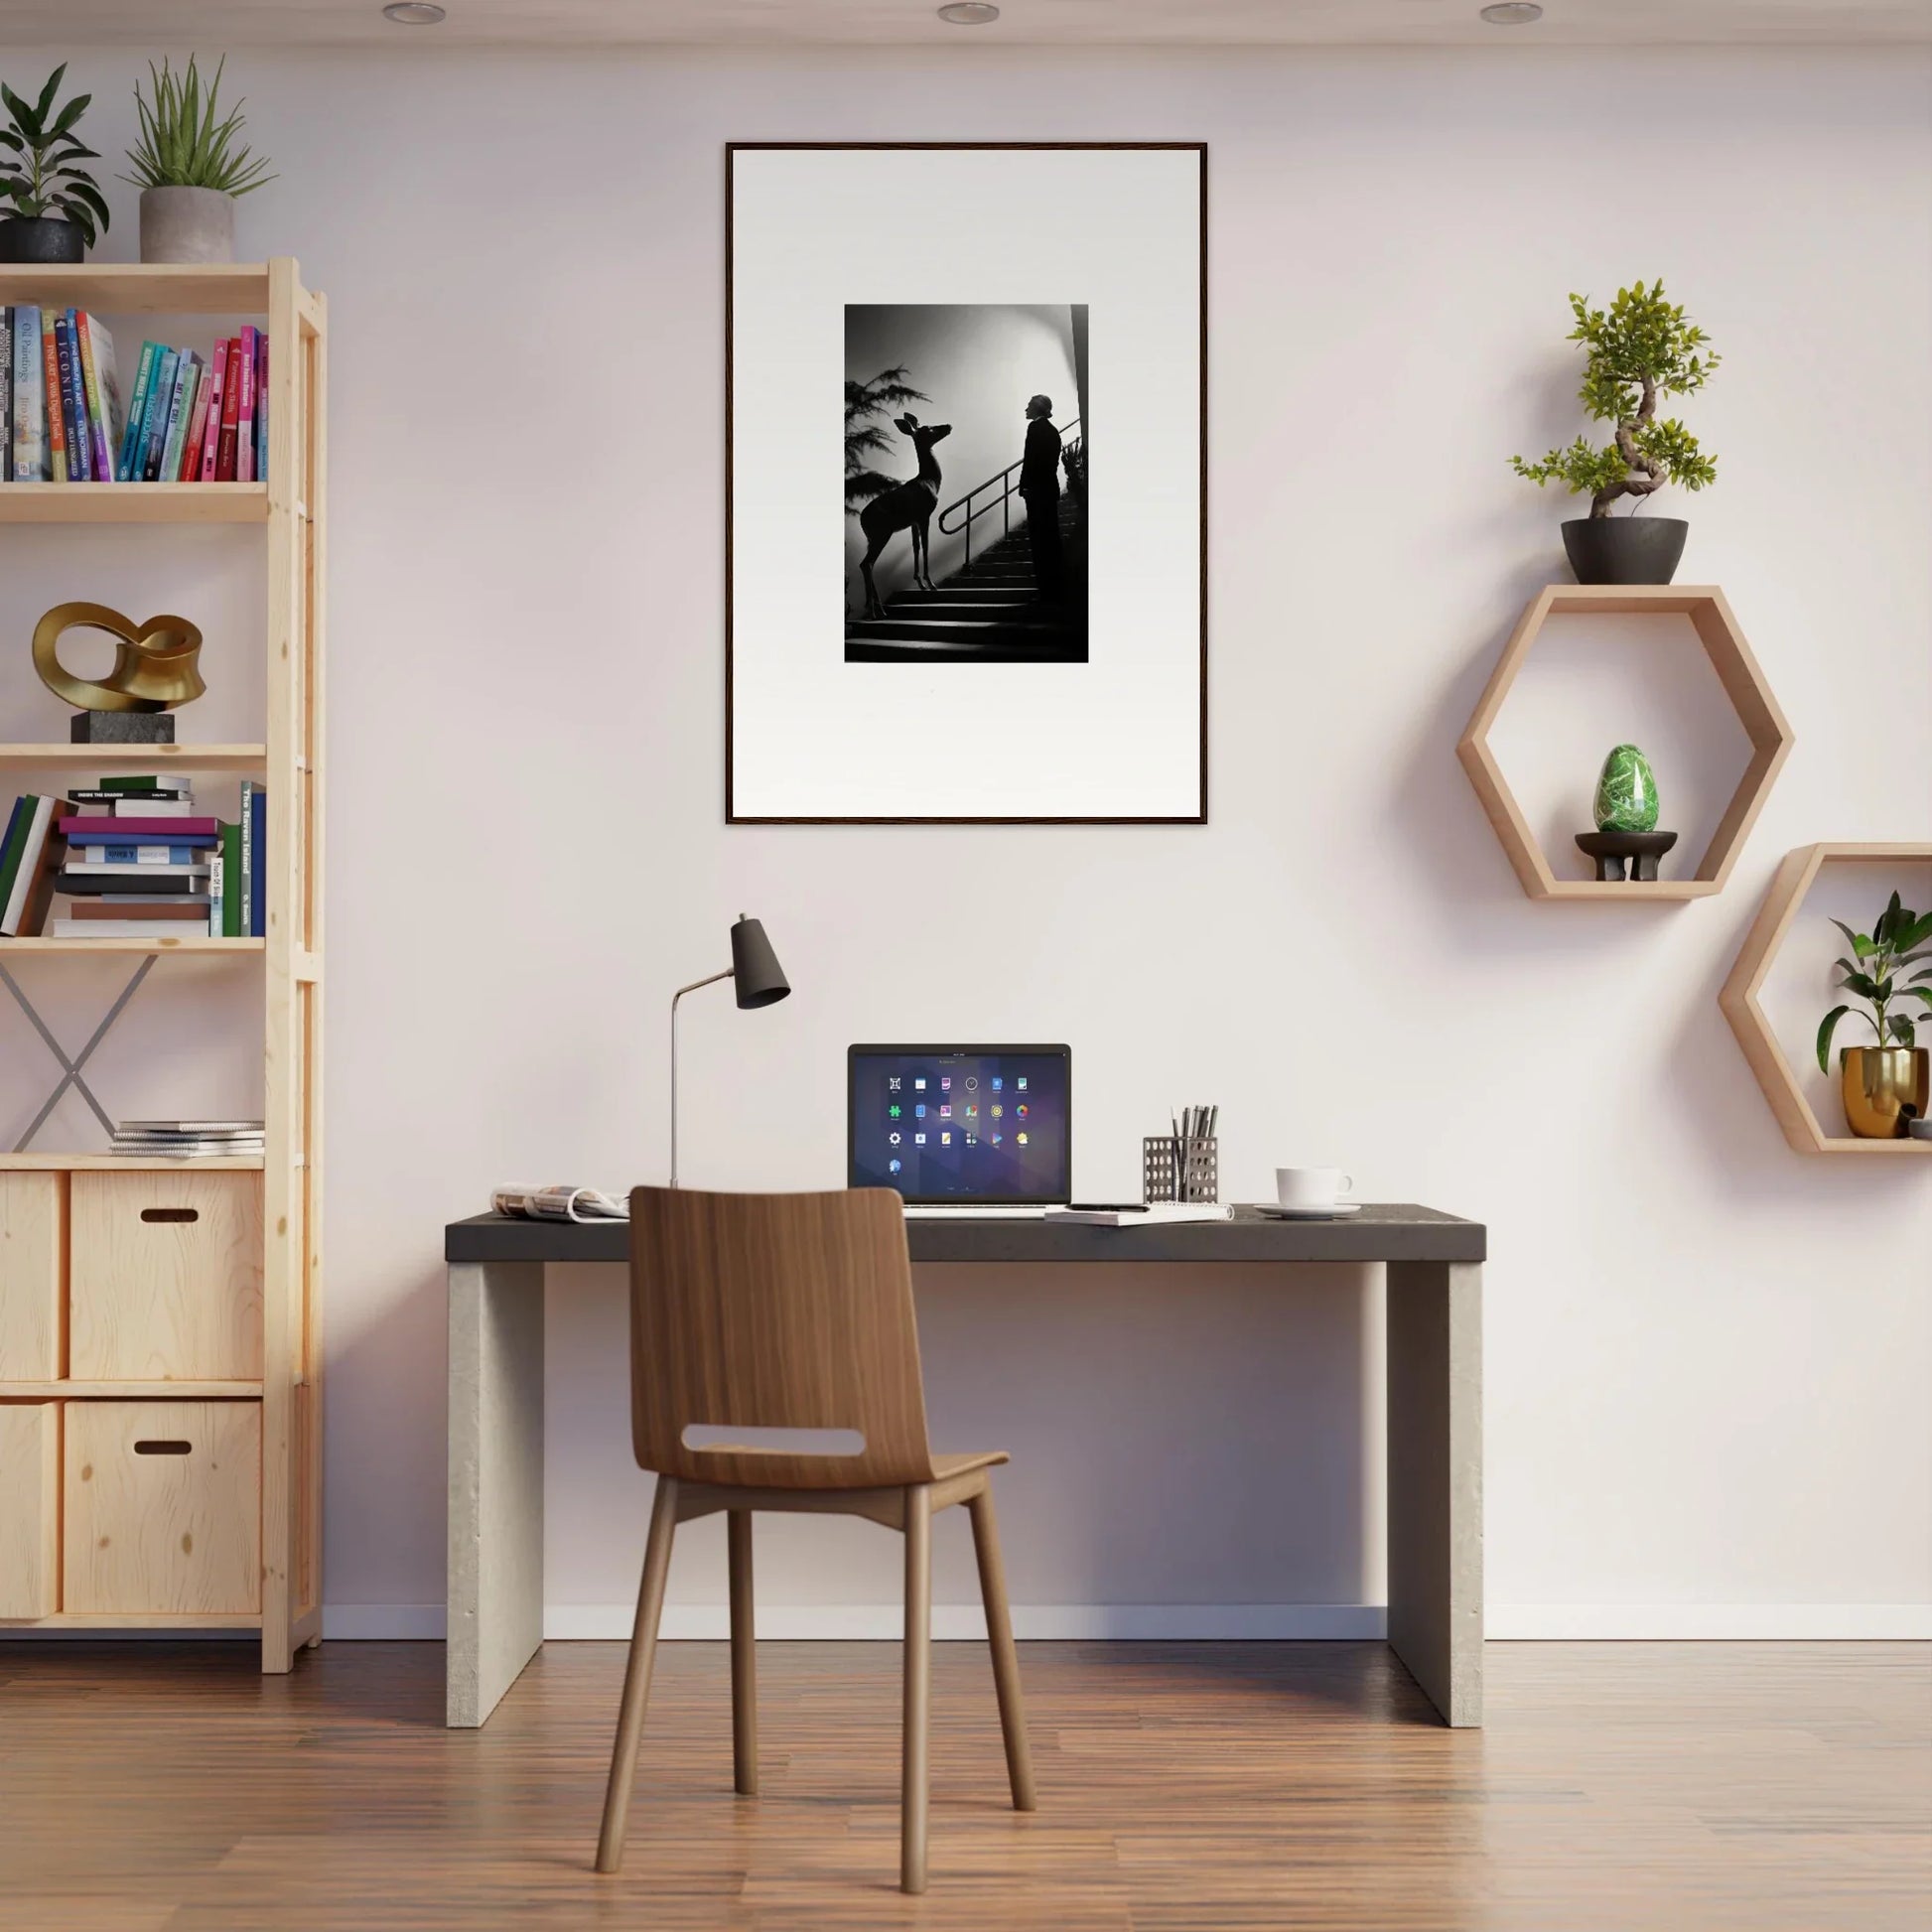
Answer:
top-left (5, 0), bottom-right (1929, 47)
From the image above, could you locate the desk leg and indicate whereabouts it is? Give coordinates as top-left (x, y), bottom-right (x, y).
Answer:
top-left (448, 1259), bottom-right (546, 1727)
top-left (1386, 1260), bottom-right (1482, 1726)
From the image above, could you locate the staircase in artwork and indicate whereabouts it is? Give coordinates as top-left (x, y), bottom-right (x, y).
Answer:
top-left (846, 496), bottom-right (1086, 663)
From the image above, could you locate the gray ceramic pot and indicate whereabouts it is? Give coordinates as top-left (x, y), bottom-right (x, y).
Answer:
top-left (1561, 516), bottom-right (1689, 586)
top-left (139, 186), bottom-right (236, 265)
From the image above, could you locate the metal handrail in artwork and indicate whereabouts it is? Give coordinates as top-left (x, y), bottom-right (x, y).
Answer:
top-left (936, 417), bottom-right (1081, 567)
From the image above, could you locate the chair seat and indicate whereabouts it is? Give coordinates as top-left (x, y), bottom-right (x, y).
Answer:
top-left (931, 1450), bottom-right (1009, 1481)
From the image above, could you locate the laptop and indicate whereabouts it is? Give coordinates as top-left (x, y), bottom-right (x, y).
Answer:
top-left (848, 1043), bottom-right (1071, 1216)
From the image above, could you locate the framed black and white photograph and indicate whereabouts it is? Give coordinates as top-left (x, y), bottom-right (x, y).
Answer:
top-left (727, 143), bottom-right (1205, 824)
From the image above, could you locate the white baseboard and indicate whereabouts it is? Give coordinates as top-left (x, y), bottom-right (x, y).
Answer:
top-left (308, 1602), bottom-right (1932, 1643)
top-left (1488, 1603), bottom-right (1932, 1640)
top-left (569, 1603), bottom-right (1388, 1641)
top-left (314, 1603), bottom-right (1384, 1642)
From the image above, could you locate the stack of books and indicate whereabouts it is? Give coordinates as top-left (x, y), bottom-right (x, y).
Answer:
top-left (0, 775), bottom-right (267, 938)
top-left (111, 1119), bottom-right (265, 1160)
top-left (2, 309), bottom-right (268, 484)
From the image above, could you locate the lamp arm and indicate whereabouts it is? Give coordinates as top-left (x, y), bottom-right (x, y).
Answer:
top-left (668, 968), bottom-right (735, 1188)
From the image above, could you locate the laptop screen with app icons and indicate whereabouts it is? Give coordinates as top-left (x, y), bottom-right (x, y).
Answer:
top-left (848, 1044), bottom-right (1071, 1204)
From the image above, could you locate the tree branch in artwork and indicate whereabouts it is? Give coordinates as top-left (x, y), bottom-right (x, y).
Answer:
top-left (845, 366), bottom-right (930, 514)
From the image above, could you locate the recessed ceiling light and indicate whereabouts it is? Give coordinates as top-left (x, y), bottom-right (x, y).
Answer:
top-left (1479, 1), bottom-right (1543, 21)
top-left (382, 1), bottom-right (447, 22)
top-left (938, 2), bottom-right (1001, 23)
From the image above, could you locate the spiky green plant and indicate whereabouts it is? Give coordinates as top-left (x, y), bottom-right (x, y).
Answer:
top-left (1816, 892), bottom-right (1932, 1071)
top-left (122, 57), bottom-right (275, 198)
top-left (0, 65), bottom-right (110, 245)
top-left (1512, 281), bottom-right (1719, 518)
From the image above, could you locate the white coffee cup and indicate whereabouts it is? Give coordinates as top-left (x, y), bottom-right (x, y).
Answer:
top-left (1276, 1167), bottom-right (1353, 1211)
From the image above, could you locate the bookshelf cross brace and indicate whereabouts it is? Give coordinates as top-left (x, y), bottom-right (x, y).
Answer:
top-left (0, 956), bottom-right (156, 1151)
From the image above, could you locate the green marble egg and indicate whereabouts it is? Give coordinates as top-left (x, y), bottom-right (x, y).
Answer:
top-left (1593, 744), bottom-right (1660, 833)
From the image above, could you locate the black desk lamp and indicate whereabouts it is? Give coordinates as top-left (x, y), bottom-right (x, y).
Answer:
top-left (668, 914), bottom-right (790, 1186)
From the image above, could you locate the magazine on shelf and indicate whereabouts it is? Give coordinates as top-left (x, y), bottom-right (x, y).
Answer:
top-left (490, 1184), bottom-right (630, 1224)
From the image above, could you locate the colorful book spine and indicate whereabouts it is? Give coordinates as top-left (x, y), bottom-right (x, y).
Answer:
top-left (12, 307), bottom-right (45, 481)
top-left (118, 341), bottom-right (159, 481)
top-left (220, 821), bottom-right (242, 937)
top-left (235, 326), bottom-right (259, 485)
top-left (197, 341), bottom-right (228, 481)
top-left (138, 347), bottom-right (180, 483)
top-left (1, 308), bottom-right (12, 483)
top-left (158, 353), bottom-right (200, 485)
top-left (56, 313), bottom-right (89, 482)
top-left (0, 796), bottom-right (31, 908)
top-left (216, 338), bottom-right (241, 481)
top-left (80, 844), bottom-right (205, 865)
top-left (61, 815), bottom-right (219, 839)
top-left (40, 312), bottom-right (67, 484)
top-left (0, 795), bottom-right (60, 936)
top-left (76, 313), bottom-right (119, 483)
top-left (254, 333), bottom-right (268, 480)
top-left (248, 784), bottom-right (267, 937)
top-left (207, 848), bottom-right (224, 936)
top-left (179, 356), bottom-right (213, 481)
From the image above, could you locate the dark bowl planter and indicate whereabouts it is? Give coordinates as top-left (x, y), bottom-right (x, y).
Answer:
top-left (0, 215), bottom-right (87, 264)
top-left (1561, 516), bottom-right (1689, 586)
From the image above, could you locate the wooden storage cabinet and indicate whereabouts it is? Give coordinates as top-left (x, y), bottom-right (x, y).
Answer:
top-left (0, 1402), bottom-right (60, 1618)
top-left (0, 257), bottom-right (323, 1669)
top-left (0, 1172), bottom-right (66, 1379)
top-left (64, 1401), bottom-right (261, 1615)
top-left (69, 1172), bottom-right (263, 1382)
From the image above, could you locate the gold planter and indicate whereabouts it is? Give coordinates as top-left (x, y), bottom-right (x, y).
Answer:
top-left (1840, 1045), bottom-right (1930, 1139)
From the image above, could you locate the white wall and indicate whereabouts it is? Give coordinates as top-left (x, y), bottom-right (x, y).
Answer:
top-left (3, 43), bottom-right (1928, 1640)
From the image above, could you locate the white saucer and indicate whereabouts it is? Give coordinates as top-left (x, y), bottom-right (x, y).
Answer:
top-left (1251, 1201), bottom-right (1361, 1219)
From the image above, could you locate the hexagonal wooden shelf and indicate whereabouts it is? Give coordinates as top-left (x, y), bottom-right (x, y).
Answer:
top-left (1720, 842), bottom-right (1932, 1158)
top-left (1457, 585), bottom-right (1795, 900)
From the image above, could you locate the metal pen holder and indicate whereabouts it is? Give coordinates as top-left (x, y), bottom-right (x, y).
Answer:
top-left (1143, 1135), bottom-right (1218, 1205)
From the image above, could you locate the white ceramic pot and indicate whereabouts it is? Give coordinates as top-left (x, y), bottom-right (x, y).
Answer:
top-left (139, 186), bottom-right (236, 265)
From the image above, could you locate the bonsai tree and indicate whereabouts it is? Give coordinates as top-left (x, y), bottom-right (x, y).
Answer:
top-left (122, 57), bottom-right (276, 200)
top-left (1512, 281), bottom-right (1718, 518)
top-left (0, 65), bottom-right (110, 247)
top-left (1816, 892), bottom-right (1932, 1071)
top-left (845, 365), bottom-right (929, 515)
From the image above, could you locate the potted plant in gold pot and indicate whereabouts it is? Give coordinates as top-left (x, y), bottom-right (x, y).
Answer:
top-left (1817, 893), bottom-right (1932, 1138)
top-left (123, 56), bottom-right (274, 265)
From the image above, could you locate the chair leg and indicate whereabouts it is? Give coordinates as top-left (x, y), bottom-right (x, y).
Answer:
top-left (595, 1475), bottom-right (680, 1874)
top-left (967, 1484), bottom-right (1037, 1812)
top-left (728, 1508), bottom-right (758, 1796)
top-left (901, 1483), bottom-right (932, 1895)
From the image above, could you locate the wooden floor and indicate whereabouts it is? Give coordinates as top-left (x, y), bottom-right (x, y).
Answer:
top-left (0, 1640), bottom-right (1925, 1930)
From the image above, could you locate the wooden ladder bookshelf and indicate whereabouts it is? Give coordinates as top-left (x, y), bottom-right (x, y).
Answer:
top-left (0, 260), bottom-right (326, 1672)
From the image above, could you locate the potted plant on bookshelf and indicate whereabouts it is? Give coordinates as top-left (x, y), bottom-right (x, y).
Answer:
top-left (0, 66), bottom-right (110, 264)
top-left (1510, 280), bottom-right (1719, 585)
top-left (123, 56), bottom-right (275, 265)
top-left (1817, 892), bottom-right (1932, 1139)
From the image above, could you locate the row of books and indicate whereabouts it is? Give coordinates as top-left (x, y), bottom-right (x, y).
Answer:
top-left (112, 1119), bottom-right (264, 1160)
top-left (1, 308), bottom-right (268, 484)
top-left (0, 774), bottom-right (268, 939)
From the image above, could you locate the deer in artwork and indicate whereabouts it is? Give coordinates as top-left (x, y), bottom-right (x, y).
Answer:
top-left (856, 415), bottom-right (952, 620)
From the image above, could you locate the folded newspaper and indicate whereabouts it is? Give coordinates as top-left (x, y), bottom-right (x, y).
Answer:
top-left (491, 1184), bottom-right (630, 1223)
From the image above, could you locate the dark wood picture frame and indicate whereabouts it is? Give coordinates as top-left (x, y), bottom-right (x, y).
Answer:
top-left (725, 141), bottom-right (1208, 826)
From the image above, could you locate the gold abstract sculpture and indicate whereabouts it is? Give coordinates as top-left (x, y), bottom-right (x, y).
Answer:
top-left (33, 602), bottom-right (206, 714)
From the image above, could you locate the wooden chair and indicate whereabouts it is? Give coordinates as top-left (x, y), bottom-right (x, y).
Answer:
top-left (595, 1185), bottom-right (1036, 1894)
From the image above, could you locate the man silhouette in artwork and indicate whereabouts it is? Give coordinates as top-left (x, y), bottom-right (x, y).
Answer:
top-left (1020, 393), bottom-right (1064, 604)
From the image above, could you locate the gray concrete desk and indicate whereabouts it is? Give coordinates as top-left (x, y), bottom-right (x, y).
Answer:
top-left (444, 1203), bottom-right (1484, 1729)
